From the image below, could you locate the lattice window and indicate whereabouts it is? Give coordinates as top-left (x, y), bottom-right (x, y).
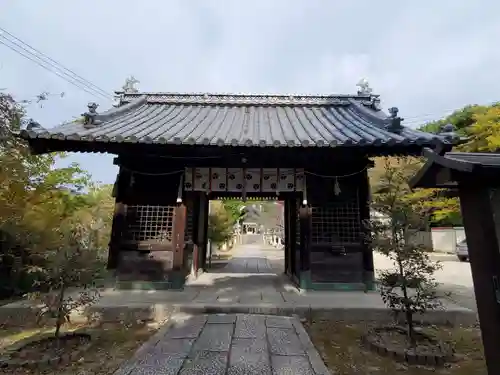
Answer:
top-left (311, 198), bottom-right (361, 245)
top-left (125, 205), bottom-right (175, 242)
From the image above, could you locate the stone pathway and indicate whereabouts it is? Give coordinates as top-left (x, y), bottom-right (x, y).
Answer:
top-left (187, 242), bottom-right (289, 305)
top-left (115, 313), bottom-right (330, 375)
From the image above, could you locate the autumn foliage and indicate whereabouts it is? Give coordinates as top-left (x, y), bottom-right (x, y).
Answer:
top-left (0, 93), bottom-right (114, 299)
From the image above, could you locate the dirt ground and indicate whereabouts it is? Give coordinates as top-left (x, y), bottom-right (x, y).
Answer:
top-left (305, 320), bottom-right (486, 375)
top-left (0, 322), bottom-right (158, 375)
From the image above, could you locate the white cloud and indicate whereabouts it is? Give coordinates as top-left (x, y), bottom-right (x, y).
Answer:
top-left (0, 0), bottom-right (499, 183)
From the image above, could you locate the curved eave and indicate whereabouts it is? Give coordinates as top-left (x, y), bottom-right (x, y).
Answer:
top-left (22, 135), bottom-right (453, 160)
top-left (410, 149), bottom-right (500, 189)
top-left (18, 93), bottom-right (455, 155)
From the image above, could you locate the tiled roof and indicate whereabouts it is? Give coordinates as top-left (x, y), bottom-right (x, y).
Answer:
top-left (20, 92), bottom-right (454, 149)
top-left (409, 149), bottom-right (500, 188)
top-left (443, 152), bottom-right (500, 167)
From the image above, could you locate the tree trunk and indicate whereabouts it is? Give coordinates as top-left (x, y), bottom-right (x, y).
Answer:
top-left (54, 283), bottom-right (66, 340)
top-left (405, 302), bottom-right (416, 347)
top-left (397, 255), bottom-right (416, 346)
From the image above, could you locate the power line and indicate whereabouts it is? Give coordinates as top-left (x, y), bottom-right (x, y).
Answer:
top-left (0, 37), bottom-right (104, 99)
top-left (0, 36), bottom-right (107, 100)
top-left (0, 34), bottom-right (112, 100)
top-left (0, 30), bottom-right (112, 101)
top-left (2, 25), bottom-right (495, 124)
top-left (397, 101), bottom-right (500, 127)
top-left (0, 27), bottom-right (111, 99)
top-left (402, 103), bottom-right (499, 128)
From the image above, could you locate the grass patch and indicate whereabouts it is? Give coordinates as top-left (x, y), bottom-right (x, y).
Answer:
top-left (305, 320), bottom-right (485, 374)
top-left (0, 322), bottom-right (158, 374)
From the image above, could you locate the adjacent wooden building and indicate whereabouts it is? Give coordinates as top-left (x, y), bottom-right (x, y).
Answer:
top-left (410, 149), bottom-right (500, 375)
top-left (20, 88), bottom-right (455, 290)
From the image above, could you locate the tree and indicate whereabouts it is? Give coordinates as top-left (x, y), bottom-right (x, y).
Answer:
top-left (207, 201), bottom-right (235, 247)
top-left (369, 157), bottom-right (461, 226)
top-left (418, 104), bottom-right (493, 136)
top-left (414, 103), bottom-right (500, 226)
top-left (418, 102), bottom-right (500, 152)
top-left (0, 92), bottom-right (113, 298)
top-left (463, 105), bottom-right (500, 152)
top-left (221, 199), bottom-right (246, 225)
top-left (369, 157), bottom-right (442, 346)
top-left (32, 220), bottom-right (100, 339)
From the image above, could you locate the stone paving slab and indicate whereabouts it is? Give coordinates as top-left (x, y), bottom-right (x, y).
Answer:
top-left (113, 313), bottom-right (331, 375)
top-left (229, 346), bottom-right (270, 375)
top-left (190, 323), bottom-right (233, 353)
top-left (267, 327), bottom-right (305, 356)
top-left (234, 315), bottom-right (267, 338)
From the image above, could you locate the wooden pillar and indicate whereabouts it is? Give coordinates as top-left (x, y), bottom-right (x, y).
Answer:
top-left (299, 205), bottom-right (312, 289)
top-left (458, 185), bottom-right (500, 375)
top-left (190, 194), bottom-right (200, 277)
top-left (172, 204), bottom-right (187, 269)
top-left (107, 201), bottom-right (126, 269)
top-left (359, 168), bottom-right (374, 290)
top-left (199, 195), bottom-right (209, 271)
top-left (284, 199), bottom-right (290, 275)
top-left (107, 168), bottom-right (127, 270)
top-left (289, 198), bottom-right (298, 280)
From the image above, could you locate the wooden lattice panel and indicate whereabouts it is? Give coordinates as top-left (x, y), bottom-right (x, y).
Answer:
top-left (311, 198), bottom-right (361, 245)
top-left (125, 205), bottom-right (175, 242)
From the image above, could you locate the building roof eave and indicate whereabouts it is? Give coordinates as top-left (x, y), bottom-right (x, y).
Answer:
top-left (410, 149), bottom-right (500, 189)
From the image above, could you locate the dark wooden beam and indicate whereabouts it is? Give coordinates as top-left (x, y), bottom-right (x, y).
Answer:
top-left (422, 148), bottom-right (474, 172)
top-left (172, 204), bottom-right (187, 270)
top-left (359, 168), bottom-right (374, 288)
top-left (289, 197), bottom-right (298, 279)
top-left (284, 199), bottom-right (291, 275)
top-left (458, 185), bottom-right (500, 375)
top-left (200, 196), bottom-right (209, 271)
top-left (299, 205), bottom-right (312, 274)
top-left (26, 136), bottom-right (442, 160)
top-left (107, 201), bottom-right (126, 269)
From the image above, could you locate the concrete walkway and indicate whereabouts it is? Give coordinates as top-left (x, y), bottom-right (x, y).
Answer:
top-left (187, 239), bottom-right (291, 305)
top-left (115, 313), bottom-right (330, 375)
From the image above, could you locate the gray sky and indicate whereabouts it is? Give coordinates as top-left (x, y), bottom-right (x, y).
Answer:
top-left (1, 1), bottom-right (499, 184)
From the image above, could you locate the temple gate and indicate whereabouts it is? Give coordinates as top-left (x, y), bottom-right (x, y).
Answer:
top-left (20, 87), bottom-right (456, 290)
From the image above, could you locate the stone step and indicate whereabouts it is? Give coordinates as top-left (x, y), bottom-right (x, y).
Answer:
top-left (79, 302), bottom-right (477, 326)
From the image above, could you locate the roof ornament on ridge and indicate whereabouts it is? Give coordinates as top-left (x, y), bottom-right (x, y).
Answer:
top-left (122, 76), bottom-right (140, 94)
top-left (356, 78), bottom-right (373, 96)
top-left (356, 78), bottom-right (381, 110)
top-left (26, 119), bottom-right (43, 131)
top-left (438, 123), bottom-right (463, 144)
top-left (439, 123), bottom-right (457, 138)
top-left (82, 102), bottom-right (101, 128)
top-left (385, 107), bottom-right (404, 134)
